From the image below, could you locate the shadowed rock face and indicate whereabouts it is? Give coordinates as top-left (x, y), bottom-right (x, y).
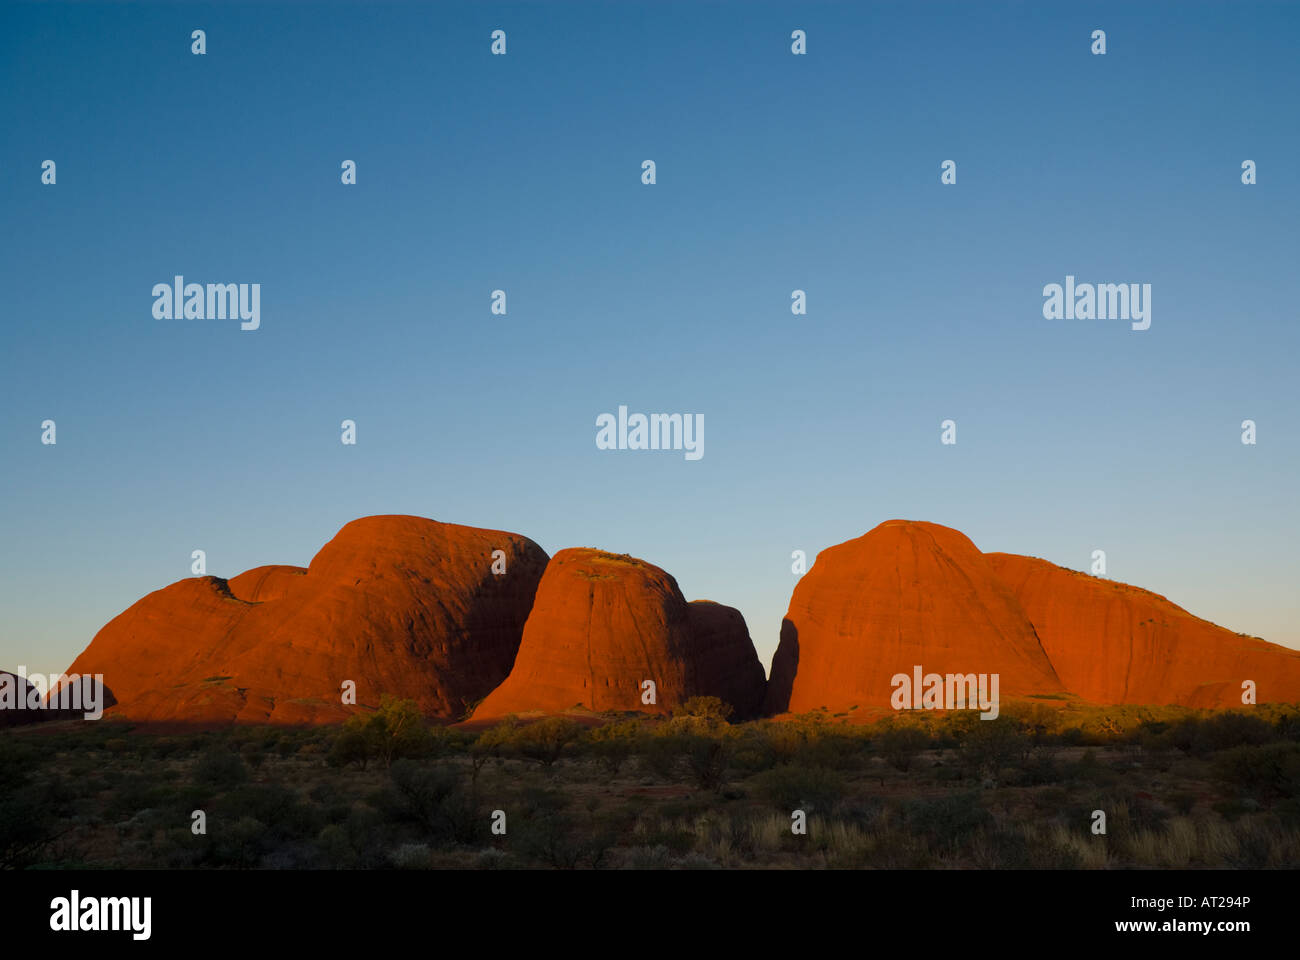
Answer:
top-left (0, 671), bottom-right (44, 727)
top-left (472, 549), bottom-right (767, 719)
top-left (64, 516), bottom-right (549, 724)
top-left (684, 600), bottom-right (768, 720)
top-left (986, 553), bottom-right (1300, 707)
top-left (765, 520), bottom-right (1065, 715)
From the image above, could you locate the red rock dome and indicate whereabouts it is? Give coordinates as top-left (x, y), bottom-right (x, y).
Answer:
top-left (472, 548), bottom-right (766, 719)
top-left (766, 520), bottom-right (1064, 714)
top-left (64, 516), bottom-right (549, 723)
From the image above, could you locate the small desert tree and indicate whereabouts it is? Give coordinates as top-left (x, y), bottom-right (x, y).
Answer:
top-left (329, 695), bottom-right (433, 770)
top-left (511, 717), bottom-right (583, 767)
top-left (959, 717), bottom-right (1030, 777)
top-left (680, 725), bottom-right (741, 792)
top-left (586, 719), bottom-right (644, 775)
top-left (663, 696), bottom-right (736, 737)
top-left (469, 717), bottom-right (518, 800)
top-left (372, 695), bottom-right (434, 768)
top-left (329, 715), bottom-right (376, 770)
top-left (879, 724), bottom-right (930, 772)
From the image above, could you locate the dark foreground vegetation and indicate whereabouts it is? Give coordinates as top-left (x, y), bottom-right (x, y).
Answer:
top-left (3, 698), bottom-right (1299, 869)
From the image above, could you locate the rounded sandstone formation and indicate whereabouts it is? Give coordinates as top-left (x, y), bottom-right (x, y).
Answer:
top-left (986, 553), bottom-right (1300, 707)
top-left (766, 520), bottom-right (1064, 715)
top-left (226, 565), bottom-right (307, 602)
top-left (64, 516), bottom-right (549, 724)
top-left (472, 549), bottom-right (767, 719)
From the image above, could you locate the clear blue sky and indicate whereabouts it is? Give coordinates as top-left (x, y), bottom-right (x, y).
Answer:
top-left (2, 1), bottom-right (1297, 680)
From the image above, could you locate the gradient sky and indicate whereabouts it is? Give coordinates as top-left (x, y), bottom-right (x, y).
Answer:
top-left (2, 1), bottom-right (1297, 680)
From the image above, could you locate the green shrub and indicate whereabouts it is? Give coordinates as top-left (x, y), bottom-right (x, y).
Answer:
top-left (959, 718), bottom-right (1031, 776)
top-left (328, 696), bottom-right (436, 770)
top-left (510, 717), bottom-right (583, 767)
top-left (1212, 742), bottom-right (1300, 799)
top-left (210, 815), bottom-right (268, 868)
top-left (194, 748), bottom-right (248, 790)
top-left (680, 732), bottom-right (737, 792)
top-left (385, 760), bottom-right (476, 845)
top-left (672, 697), bottom-right (734, 723)
top-left (751, 764), bottom-right (845, 815)
top-left (1167, 712), bottom-right (1277, 756)
top-left (903, 791), bottom-right (992, 855)
top-left (510, 794), bottom-right (617, 869)
top-left (239, 741), bottom-right (265, 770)
top-left (214, 783), bottom-right (321, 843)
top-left (586, 719), bottom-right (643, 774)
top-left (105, 773), bottom-right (175, 819)
top-left (641, 736), bottom-right (685, 781)
top-left (879, 725), bottom-right (930, 772)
